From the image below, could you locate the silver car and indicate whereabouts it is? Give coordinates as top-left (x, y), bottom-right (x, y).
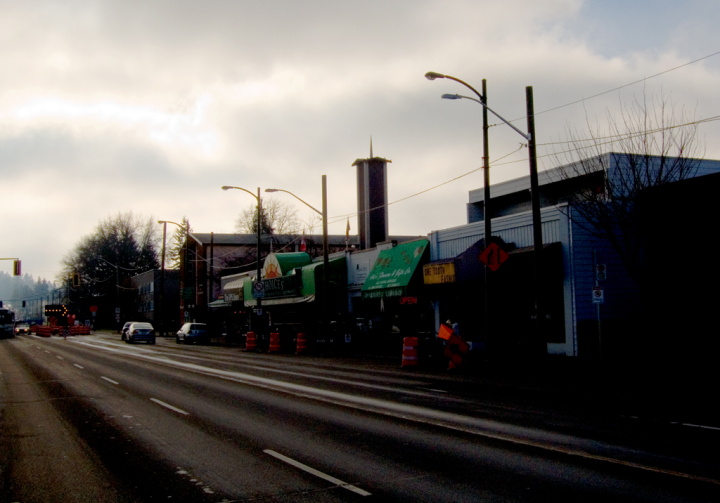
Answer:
top-left (125, 322), bottom-right (156, 344)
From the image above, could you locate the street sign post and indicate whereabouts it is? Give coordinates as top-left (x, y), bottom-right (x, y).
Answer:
top-left (592, 286), bottom-right (604, 303)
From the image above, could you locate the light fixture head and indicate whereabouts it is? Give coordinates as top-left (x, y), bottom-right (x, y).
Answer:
top-left (221, 186), bottom-right (231, 191)
top-left (441, 93), bottom-right (463, 100)
top-left (425, 71), bottom-right (445, 81)
top-left (264, 189), bottom-right (278, 193)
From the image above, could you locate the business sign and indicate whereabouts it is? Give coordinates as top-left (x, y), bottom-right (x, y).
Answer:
top-left (423, 263), bottom-right (456, 284)
top-left (254, 275), bottom-right (300, 299)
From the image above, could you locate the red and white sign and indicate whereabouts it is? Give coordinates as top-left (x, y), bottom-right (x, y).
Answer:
top-left (592, 286), bottom-right (604, 303)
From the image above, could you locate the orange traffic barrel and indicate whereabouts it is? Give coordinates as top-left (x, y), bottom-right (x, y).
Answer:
top-left (268, 332), bottom-right (281, 353)
top-left (245, 331), bottom-right (257, 351)
top-left (401, 337), bottom-right (419, 367)
top-left (296, 332), bottom-right (307, 354)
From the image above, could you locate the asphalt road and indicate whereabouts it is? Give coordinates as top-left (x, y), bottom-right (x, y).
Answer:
top-left (1, 333), bottom-right (719, 502)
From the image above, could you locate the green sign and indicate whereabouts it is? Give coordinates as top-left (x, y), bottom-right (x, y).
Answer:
top-left (182, 287), bottom-right (195, 300)
top-left (361, 240), bottom-right (428, 299)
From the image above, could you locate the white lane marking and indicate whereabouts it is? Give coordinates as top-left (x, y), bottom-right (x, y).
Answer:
top-left (74, 364), bottom-right (84, 369)
top-left (684, 423), bottom-right (720, 431)
top-left (101, 376), bottom-right (119, 385)
top-left (70, 338), bottom-right (720, 485)
top-left (244, 365), bottom-right (438, 398)
top-left (44, 350), bottom-right (50, 354)
top-left (150, 398), bottom-right (189, 415)
top-left (56, 356), bottom-right (64, 360)
top-left (264, 450), bottom-right (371, 496)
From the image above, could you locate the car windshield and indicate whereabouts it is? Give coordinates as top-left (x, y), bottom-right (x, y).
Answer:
top-left (190, 324), bottom-right (206, 330)
top-left (132, 323), bottom-right (153, 330)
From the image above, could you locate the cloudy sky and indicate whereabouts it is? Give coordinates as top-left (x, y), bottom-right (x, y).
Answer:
top-left (2, 0), bottom-right (719, 283)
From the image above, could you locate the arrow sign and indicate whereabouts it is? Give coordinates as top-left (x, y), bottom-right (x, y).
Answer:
top-left (478, 242), bottom-right (509, 272)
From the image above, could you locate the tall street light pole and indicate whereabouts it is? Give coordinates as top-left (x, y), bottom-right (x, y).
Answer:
top-left (425, 72), bottom-right (493, 350)
top-left (221, 186), bottom-right (263, 333)
top-left (426, 71), bottom-right (544, 354)
top-left (266, 174), bottom-right (329, 337)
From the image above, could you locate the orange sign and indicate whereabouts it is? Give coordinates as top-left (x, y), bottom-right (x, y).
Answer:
top-left (478, 242), bottom-right (509, 272)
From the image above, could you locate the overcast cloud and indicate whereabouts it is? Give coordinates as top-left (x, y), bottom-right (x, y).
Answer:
top-left (2, 0), bottom-right (719, 282)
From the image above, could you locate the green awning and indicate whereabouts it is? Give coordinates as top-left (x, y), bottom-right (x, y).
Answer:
top-left (361, 240), bottom-right (429, 299)
top-left (244, 256), bottom-right (346, 306)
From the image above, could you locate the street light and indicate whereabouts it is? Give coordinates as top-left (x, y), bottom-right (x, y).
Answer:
top-left (265, 174), bottom-right (329, 337)
top-left (427, 71), bottom-right (544, 355)
top-left (426, 72), bottom-right (493, 351)
top-left (221, 186), bottom-right (263, 333)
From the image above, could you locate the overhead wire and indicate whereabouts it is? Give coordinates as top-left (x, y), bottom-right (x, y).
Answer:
top-left (493, 49), bottom-right (720, 127)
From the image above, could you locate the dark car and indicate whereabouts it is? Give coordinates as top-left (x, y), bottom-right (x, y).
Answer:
top-left (176, 323), bottom-right (208, 344)
top-left (125, 322), bottom-right (156, 344)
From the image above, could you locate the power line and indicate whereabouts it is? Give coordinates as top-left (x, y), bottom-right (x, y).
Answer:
top-left (493, 49), bottom-right (720, 127)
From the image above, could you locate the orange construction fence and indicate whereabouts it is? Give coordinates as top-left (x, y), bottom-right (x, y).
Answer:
top-left (401, 337), bottom-right (419, 367)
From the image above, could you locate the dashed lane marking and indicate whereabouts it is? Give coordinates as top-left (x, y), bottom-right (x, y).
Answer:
top-left (264, 449), bottom-right (371, 496)
top-left (74, 364), bottom-right (84, 369)
top-left (101, 376), bottom-right (119, 385)
top-left (150, 398), bottom-right (189, 416)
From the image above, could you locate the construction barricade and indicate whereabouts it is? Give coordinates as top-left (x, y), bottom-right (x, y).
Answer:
top-left (401, 337), bottom-right (419, 367)
top-left (245, 331), bottom-right (257, 352)
top-left (296, 332), bottom-right (307, 354)
top-left (268, 332), bottom-right (280, 353)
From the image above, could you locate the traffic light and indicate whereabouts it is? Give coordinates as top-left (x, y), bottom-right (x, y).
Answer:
top-left (22, 300), bottom-right (26, 307)
top-left (13, 260), bottom-right (21, 276)
top-left (72, 272), bottom-right (81, 288)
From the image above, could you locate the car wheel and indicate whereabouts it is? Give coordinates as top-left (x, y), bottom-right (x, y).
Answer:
top-left (150, 338), bottom-right (156, 345)
top-left (121, 333), bottom-right (125, 341)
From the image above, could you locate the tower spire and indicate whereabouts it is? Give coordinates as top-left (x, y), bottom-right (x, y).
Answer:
top-left (370, 136), bottom-right (373, 158)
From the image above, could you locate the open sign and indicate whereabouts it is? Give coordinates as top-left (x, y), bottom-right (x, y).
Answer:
top-left (399, 296), bottom-right (418, 305)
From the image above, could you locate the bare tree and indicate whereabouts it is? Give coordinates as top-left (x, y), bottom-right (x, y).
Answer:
top-left (551, 93), bottom-right (704, 282)
top-left (234, 197), bottom-right (302, 235)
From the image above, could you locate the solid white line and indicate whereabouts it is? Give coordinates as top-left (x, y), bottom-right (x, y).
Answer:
top-left (101, 376), bottom-right (119, 385)
top-left (684, 423), bottom-right (720, 432)
top-left (150, 398), bottom-right (189, 415)
top-left (74, 364), bottom-right (84, 369)
top-left (264, 450), bottom-right (371, 496)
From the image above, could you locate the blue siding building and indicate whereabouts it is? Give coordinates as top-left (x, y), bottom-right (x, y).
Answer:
top-left (427, 153), bottom-right (720, 358)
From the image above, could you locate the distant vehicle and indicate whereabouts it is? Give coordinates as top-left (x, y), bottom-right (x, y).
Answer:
top-left (0, 307), bottom-right (15, 339)
top-left (176, 323), bottom-right (208, 344)
top-left (121, 321), bottom-right (141, 341)
top-left (15, 323), bottom-right (30, 335)
top-left (125, 322), bottom-right (156, 344)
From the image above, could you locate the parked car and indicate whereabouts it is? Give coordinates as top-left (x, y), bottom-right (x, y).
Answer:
top-left (121, 321), bottom-right (141, 341)
top-left (125, 322), bottom-right (156, 344)
top-left (15, 324), bottom-right (30, 335)
top-left (176, 323), bottom-right (208, 344)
